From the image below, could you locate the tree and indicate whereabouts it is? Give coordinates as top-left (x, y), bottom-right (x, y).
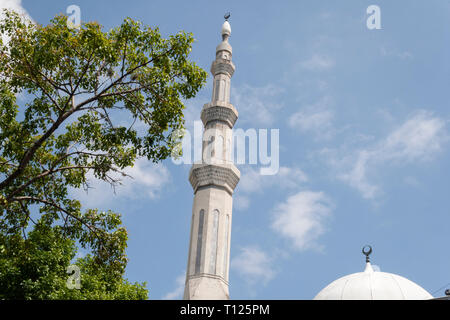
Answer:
top-left (0, 221), bottom-right (148, 299)
top-left (0, 10), bottom-right (207, 299)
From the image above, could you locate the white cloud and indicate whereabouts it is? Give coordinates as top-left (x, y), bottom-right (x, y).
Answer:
top-left (300, 54), bottom-right (335, 71)
top-left (162, 271), bottom-right (185, 300)
top-left (288, 96), bottom-right (335, 140)
top-left (0, 0), bottom-right (28, 16)
top-left (338, 150), bottom-right (379, 199)
top-left (231, 246), bottom-right (275, 285)
top-left (404, 176), bottom-right (420, 188)
top-left (233, 194), bottom-right (251, 211)
top-left (382, 111), bottom-right (446, 161)
top-left (237, 166), bottom-right (307, 194)
top-left (72, 158), bottom-right (171, 208)
top-left (338, 111), bottom-right (447, 199)
top-left (372, 264), bottom-right (381, 272)
top-left (123, 158), bottom-right (171, 198)
top-left (272, 191), bottom-right (333, 251)
top-left (0, 0), bottom-right (32, 43)
top-left (232, 84), bottom-right (284, 125)
top-left (380, 46), bottom-right (413, 60)
top-left (234, 166), bottom-right (308, 211)
top-left (289, 109), bottom-right (333, 132)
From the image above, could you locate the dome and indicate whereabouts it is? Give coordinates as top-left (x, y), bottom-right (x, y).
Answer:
top-left (314, 262), bottom-right (433, 300)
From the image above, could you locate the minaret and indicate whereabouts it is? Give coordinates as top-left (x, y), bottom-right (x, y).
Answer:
top-left (183, 17), bottom-right (240, 300)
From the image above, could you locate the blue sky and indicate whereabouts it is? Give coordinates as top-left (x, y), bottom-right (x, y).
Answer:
top-left (8, 0), bottom-right (450, 299)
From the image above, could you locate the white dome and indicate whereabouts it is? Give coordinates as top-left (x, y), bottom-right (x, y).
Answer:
top-left (314, 263), bottom-right (433, 300)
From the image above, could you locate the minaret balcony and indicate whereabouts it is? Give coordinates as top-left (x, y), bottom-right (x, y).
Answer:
top-left (189, 163), bottom-right (240, 195)
top-left (201, 101), bottom-right (238, 128)
top-left (211, 59), bottom-right (235, 77)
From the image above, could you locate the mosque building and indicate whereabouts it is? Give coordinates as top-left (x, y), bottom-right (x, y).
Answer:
top-left (182, 17), bottom-right (448, 301)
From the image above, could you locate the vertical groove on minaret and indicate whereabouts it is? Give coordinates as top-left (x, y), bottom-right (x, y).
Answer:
top-left (194, 209), bottom-right (205, 274)
top-left (220, 79), bottom-right (225, 101)
top-left (186, 213), bottom-right (194, 276)
top-left (214, 80), bottom-right (220, 101)
top-left (209, 209), bottom-right (219, 274)
top-left (222, 214), bottom-right (229, 278)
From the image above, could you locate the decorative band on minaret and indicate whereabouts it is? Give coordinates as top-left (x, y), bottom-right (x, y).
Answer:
top-left (183, 17), bottom-right (240, 300)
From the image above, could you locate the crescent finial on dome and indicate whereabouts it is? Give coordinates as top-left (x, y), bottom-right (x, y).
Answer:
top-left (362, 245), bottom-right (372, 263)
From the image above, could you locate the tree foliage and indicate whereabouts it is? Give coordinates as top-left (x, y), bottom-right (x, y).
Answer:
top-left (0, 10), bottom-right (207, 299)
top-left (0, 222), bottom-right (147, 299)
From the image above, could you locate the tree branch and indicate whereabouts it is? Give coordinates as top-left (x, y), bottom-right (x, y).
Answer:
top-left (0, 47), bottom-right (175, 192)
top-left (10, 195), bottom-right (107, 248)
top-left (6, 165), bottom-right (96, 200)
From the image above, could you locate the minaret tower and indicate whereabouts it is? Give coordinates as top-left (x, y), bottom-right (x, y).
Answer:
top-left (183, 16), bottom-right (240, 300)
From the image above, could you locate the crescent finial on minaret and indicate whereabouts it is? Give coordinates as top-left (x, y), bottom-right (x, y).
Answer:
top-left (222, 13), bottom-right (231, 41)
